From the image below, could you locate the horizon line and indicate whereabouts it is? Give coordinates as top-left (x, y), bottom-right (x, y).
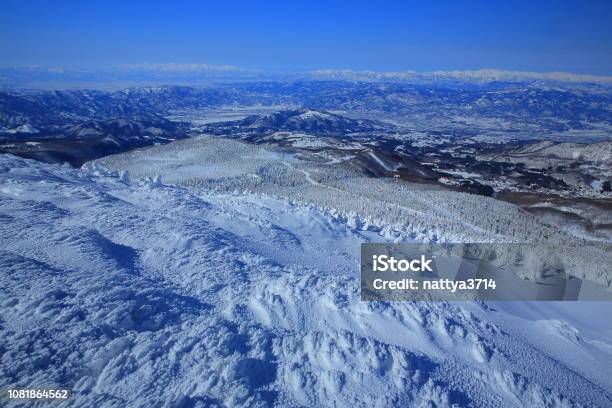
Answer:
top-left (1, 63), bottom-right (612, 79)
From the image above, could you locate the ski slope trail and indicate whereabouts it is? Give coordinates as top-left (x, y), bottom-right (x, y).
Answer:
top-left (1, 154), bottom-right (611, 407)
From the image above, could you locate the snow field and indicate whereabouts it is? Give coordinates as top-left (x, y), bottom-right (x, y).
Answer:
top-left (96, 136), bottom-right (611, 287)
top-left (1, 154), bottom-right (611, 406)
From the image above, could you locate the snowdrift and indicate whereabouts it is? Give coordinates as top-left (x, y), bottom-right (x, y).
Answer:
top-left (1, 154), bottom-right (611, 407)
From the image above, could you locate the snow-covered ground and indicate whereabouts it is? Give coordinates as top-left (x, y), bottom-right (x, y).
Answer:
top-left (1, 153), bottom-right (612, 407)
top-left (96, 136), bottom-right (611, 287)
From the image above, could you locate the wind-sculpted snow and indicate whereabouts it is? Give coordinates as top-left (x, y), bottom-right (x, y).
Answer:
top-left (96, 136), bottom-right (612, 288)
top-left (2, 154), bottom-right (612, 407)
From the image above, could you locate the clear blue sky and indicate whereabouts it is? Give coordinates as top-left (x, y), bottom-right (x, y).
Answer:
top-left (1, 0), bottom-right (611, 74)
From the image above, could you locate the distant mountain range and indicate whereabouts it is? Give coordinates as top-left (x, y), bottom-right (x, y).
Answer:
top-left (2, 65), bottom-right (612, 88)
top-left (1, 81), bottom-right (611, 168)
top-left (305, 68), bottom-right (612, 86)
top-left (2, 82), bottom-right (611, 136)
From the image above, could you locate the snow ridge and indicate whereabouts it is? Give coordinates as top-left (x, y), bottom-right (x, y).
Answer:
top-left (1, 154), bottom-right (611, 407)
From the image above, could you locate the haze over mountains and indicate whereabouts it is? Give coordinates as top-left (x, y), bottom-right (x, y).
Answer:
top-left (3, 65), bottom-right (612, 88)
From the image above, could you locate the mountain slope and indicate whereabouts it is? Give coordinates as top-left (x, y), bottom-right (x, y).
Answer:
top-left (0, 116), bottom-right (186, 167)
top-left (2, 154), bottom-right (611, 406)
top-left (96, 136), bottom-right (612, 287)
top-left (202, 108), bottom-right (387, 137)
